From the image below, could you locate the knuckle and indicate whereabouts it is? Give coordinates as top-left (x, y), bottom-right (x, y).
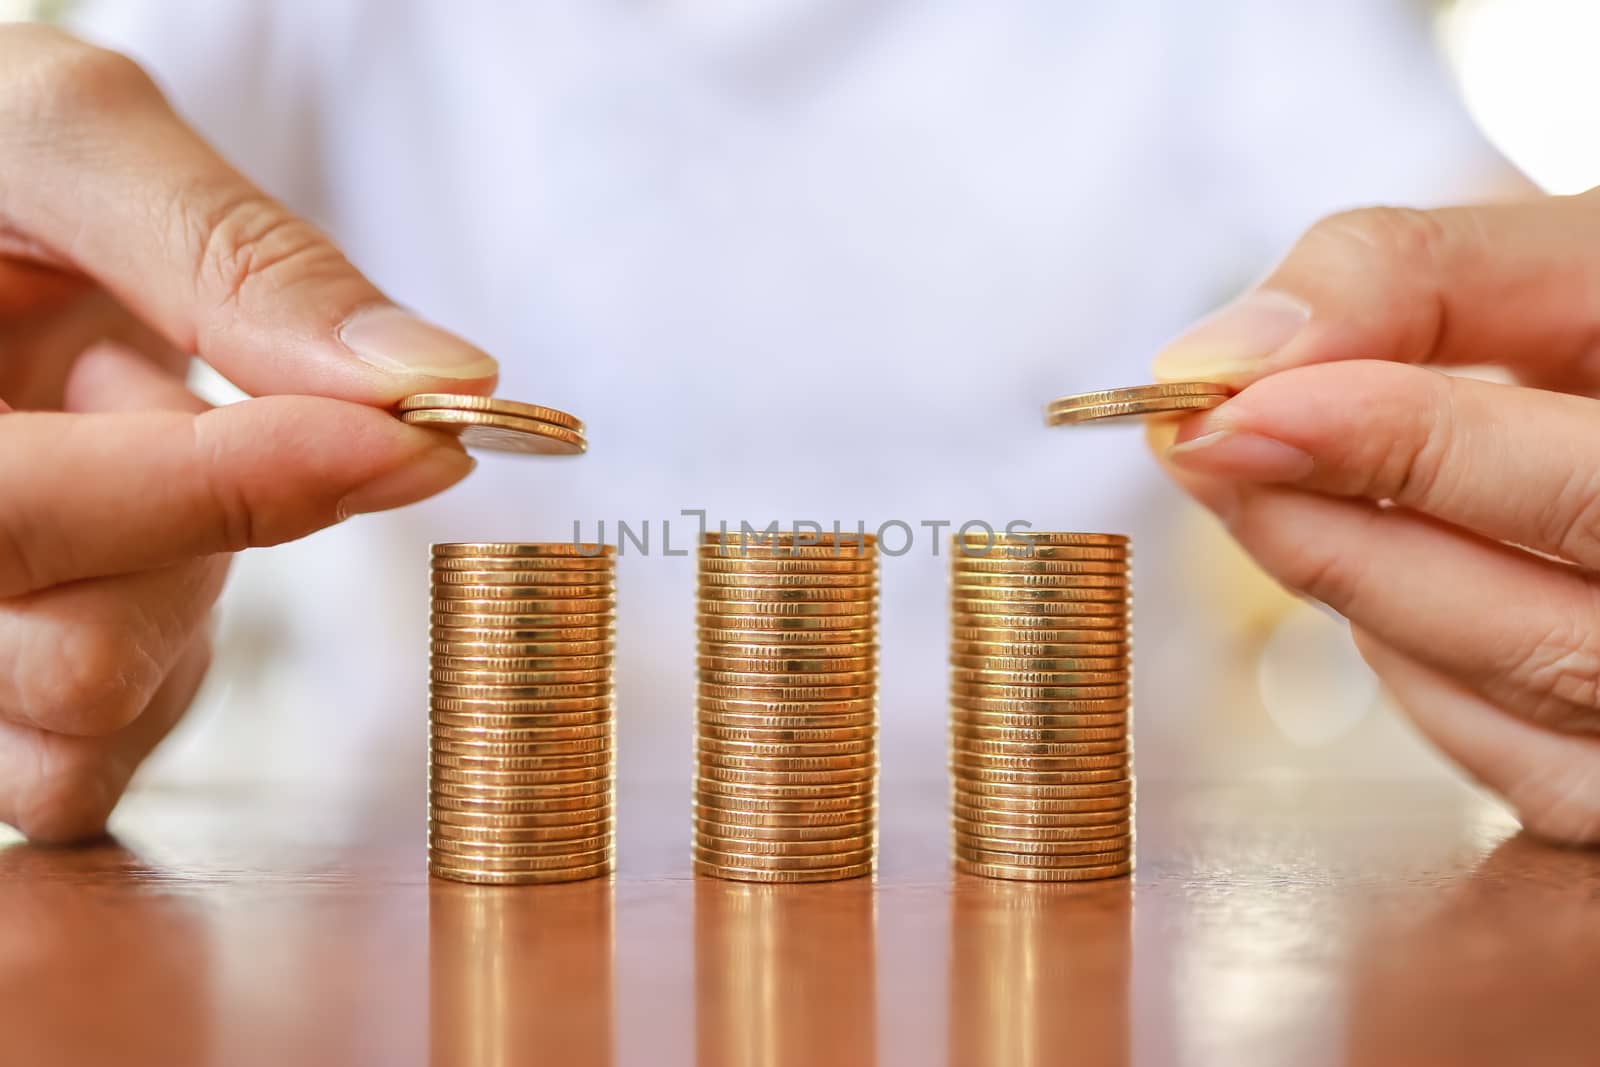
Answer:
top-left (1309, 206), bottom-right (1450, 274)
top-left (1503, 610), bottom-right (1600, 732)
top-left (188, 191), bottom-right (340, 314)
top-left (8, 30), bottom-right (160, 123)
top-left (189, 416), bottom-right (260, 552)
top-left (25, 622), bottom-right (159, 735)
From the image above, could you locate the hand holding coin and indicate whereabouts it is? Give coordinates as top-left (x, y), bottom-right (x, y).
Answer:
top-left (1151, 193), bottom-right (1600, 846)
top-left (0, 25), bottom-right (497, 841)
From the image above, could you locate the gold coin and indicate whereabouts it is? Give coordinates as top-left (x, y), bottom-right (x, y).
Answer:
top-left (696, 614), bottom-right (873, 632)
top-left (952, 629), bottom-right (1124, 650)
top-left (950, 701), bottom-right (1129, 720)
top-left (954, 544), bottom-right (1128, 562)
top-left (698, 735), bottom-right (874, 757)
top-left (430, 624), bottom-right (613, 644)
top-left (697, 655), bottom-right (874, 675)
top-left (952, 784), bottom-right (1131, 809)
top-left (434, 595), bottom-right (617, 615)
top-left (951, 803), bottom-right (1130, 827)
top-left (699, 599), bottom-right (875, 618)
top-left (949, 683), bottom-right (1128, 701)
top-left (431, 681), bottom-right (613, 699)
top-left (428, 807), bottom-right (613, 829)
top-left (952, 764), bottom-right (1126, 786)
top-left (951, 818), bottom-right (1129, 843)
top-left (433, 563), bottom-right (612, 583)
top-left (954, 843), bottom-right (1132, 868)
top-left (697, 697), bottom-right (876, 718)
top-left (432, 559), bottom-right (614, 576)
top-left (433, 612), bottom-right (616, 631)
top-left (699, 557), bottom-right (877, 575)
top-left (699, 683), bottom-right (875, 702)
top-left (431, 654), bottom-right (612, 673)
top-left (1045, 382), bottom-right (1229, 424)
top-left (398, 394), bottom-right (585, 431)
top-left (954, 779), bottom-right (1131, 801)
top-left (693, 814), bottom-right (873, 839)
top-left (952, 737), bottom-right (1125, 758)
top-left (951, 573), bottom-right (1130, 592)
top-left (696, 762), bottom-right (875, 784)
top-left (427, 846), bottom-right (612, 872)
top-left (429, 861), bottom-right (614, 885)
top-left (954, 858), bottom-right (1130, 882)
top-left (949, 654), bottom-right (1128, 673)
top-left (428, 793), bottom-right (608, 819)
top-left (432, 750), bottom-right (611, 773)
top-left (697, 712), bottom-right (877, 735)
top-left (698, 571), bottom-right (877, 589)
top-left (950, 751), bottom-right (1127, 772)
top-left (951, 557), bottom-right (1129, 576)
top-left (698, 545), bottom-right (876, 562)
top-left (691, 844), bottom-right (873, 871)
top-left (431, 639), bottom-right (613, 658)
top-left (951, 640), bottom-right (1129, 658)
top-left (431, 666), bottom-right (611, 685)
top-left (950, 722), bottom-right (1123, 742)
top-left (427, 832), bottom-right (613, 858)
top-left (698, 751), bottom-right (875, 774)
top-left (950, 668), bottom-right (1129, 687)
top-left (429, 817), bottom-right (614, 842)
top-left (432, 722), bottom-right (610, 744)
top-left (431, 694), bottom-right (612, 713)
top-left (691, 859), bottom-right (872, 883)
top-left (434, 571), bottom-right (613, 590)
top-left (954, 531), bottom-right (1127, 547)
top-left (431, 736), bottom-right (612, 759)
top-left (697, 584), bottom-right (876, 603)
top-left (701, 535), bottom-right (875, 554)
top-left (695, 832), bottom-right (875, 857)
top-left (950, 598), bottom-right (1127, 617)
top-left (695, 776), bottom-right (875, 801)
top-left (433, 542), bottom-right (614, 559)
top-left (699, 669), bottom-right (875, 688)
top-left (430, 764), bottom-right (610, 787)
top-left (951, 614), bottom-right (1124, 633)
top-left (954, 829), bottom-right (1133, 855)
top-left (432, 582), bottom-right (615, 600)
top-left (947, 585), bottom-right (1126, 601)
top-left (401, 407), bottom-right (586, 454)
top-left (695, 790), bottom-right (876, 816)
top-left (695, 625), bottom-right (875, 644)
top-left (697, 641), bottom-right (878, 660)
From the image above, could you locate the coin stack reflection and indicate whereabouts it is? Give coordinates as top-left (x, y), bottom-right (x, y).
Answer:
top-left (429, 542), bottom-right (617, 884)
top-left (694, 532), bottom-right (879, 882)
top-left (949, 532), bottom-right (1133, 881)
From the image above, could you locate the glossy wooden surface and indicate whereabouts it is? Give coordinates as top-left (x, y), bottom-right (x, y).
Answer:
top-left (2, 774), bottom-right (1598, 1067)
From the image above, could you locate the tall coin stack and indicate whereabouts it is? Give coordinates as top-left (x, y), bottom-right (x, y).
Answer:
top-left (948, 531), bottom-right (1133, 881)
top-left (694, 531), bottom-right (879, 883)
top-left (428, 542), bottom-right (617, 885)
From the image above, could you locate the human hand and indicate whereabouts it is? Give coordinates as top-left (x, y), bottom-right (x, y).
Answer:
top-left (1151, 191), bottom-right (1600, 845)
top-left (0, 26), bottom-right (499, 841)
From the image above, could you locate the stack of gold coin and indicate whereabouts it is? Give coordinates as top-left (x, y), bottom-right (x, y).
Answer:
top-left (694, 531), bottom-right (879, 883)
top-left (949, 531), bottom-right (1132, 882)
top-left (428, 542), bottom-right (617, 885)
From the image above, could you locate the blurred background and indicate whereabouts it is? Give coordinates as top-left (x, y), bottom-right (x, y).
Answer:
top-left (2, 0), bottom-right (1588, 840)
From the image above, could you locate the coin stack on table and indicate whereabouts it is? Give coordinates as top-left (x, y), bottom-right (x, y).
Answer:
top-left (428, 542), bottom-right (617, 885)
top-left (693, 531), bottom-right (879, 883)
top-left (948, 532), bottom-right (1133, 881)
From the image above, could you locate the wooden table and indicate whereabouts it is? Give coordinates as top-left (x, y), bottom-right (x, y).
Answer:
top-left (2, 774), bottom-right (1598, 1066)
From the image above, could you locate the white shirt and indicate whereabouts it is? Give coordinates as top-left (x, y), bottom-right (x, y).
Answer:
top-left (68, 0), bottom-right (1501, 791)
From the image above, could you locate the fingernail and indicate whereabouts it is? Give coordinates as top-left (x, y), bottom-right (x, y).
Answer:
top-left (1151, 290), bottom-right (1311, 383)
top-left (338, 305), bottom-right (500, 381)
top-left (1167, 430), bottom-right (1314, 482)
top-left (338, 447), bottom-right (476, 519)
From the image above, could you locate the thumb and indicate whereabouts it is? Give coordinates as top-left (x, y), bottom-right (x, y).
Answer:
top-left (1150, 189), bottom-right (1600, 392)
top-left (1, 26), bottom-right (498, 405)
